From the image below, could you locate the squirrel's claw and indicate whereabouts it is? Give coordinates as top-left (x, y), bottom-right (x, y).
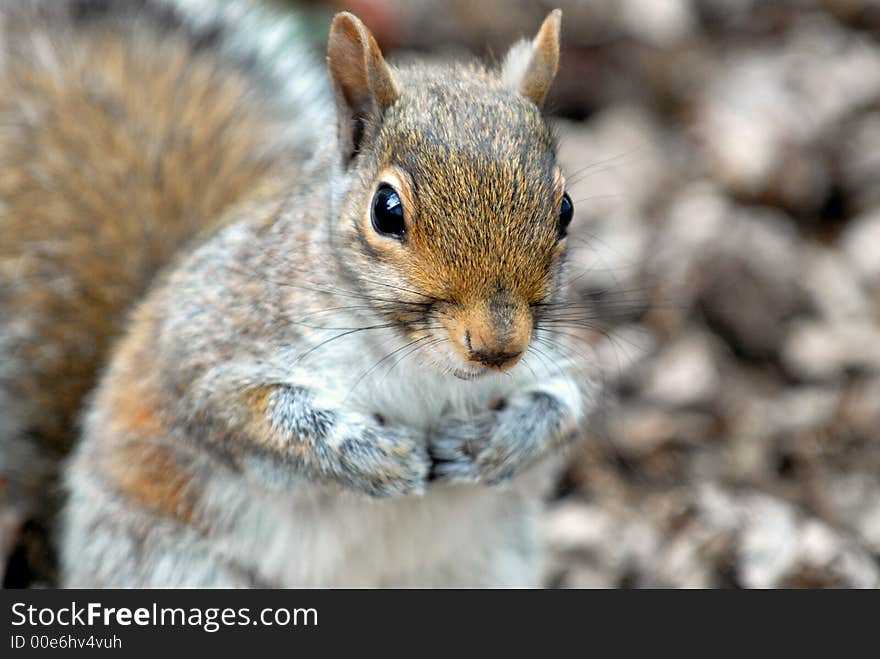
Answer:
top-left (429, 390), bottom-right (575, 486)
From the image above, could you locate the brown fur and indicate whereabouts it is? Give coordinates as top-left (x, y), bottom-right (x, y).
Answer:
top-left (328, 12), bottom-right (399, 116)
top-left (102, 441), bottom-right (197, 525)
top-left (329, 59), bottom-right (567, 374)
top-left (0, 2), bottom-right (304, 582)
top-left (518, 10), bottom-right (561, 106)
top-left (310, 10), bottom-right (570, 375)
top-left (0, 6), bottom-right (290, 458)
top-left (99, 302), bottom-right (166, 441)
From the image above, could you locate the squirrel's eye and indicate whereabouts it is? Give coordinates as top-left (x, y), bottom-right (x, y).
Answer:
top-left (371, 184), bottom-right (406, 239)
top-left (558, 192), bottom-right (573, 240)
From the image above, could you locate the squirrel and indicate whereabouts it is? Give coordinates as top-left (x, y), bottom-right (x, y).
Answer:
top-left (1, 0), bottom-right (593, 587)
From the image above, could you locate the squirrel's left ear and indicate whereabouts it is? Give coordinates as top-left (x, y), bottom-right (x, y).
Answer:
top-left (501, 9), bottom-right (561, 107)
top-left (327, 12), bottom-right (399, 164)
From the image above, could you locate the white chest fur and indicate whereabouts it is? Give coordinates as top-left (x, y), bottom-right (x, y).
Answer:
top-left (205, 333), bottom-right (557, 587)
top-left (300, 325), bottom-right (530, 433)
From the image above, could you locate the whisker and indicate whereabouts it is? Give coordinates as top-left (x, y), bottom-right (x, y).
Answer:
top-left (291, 322), bottom-right (415, 365)
top-left (564, 147), bottom-right (642, 184)
top-left (343, 335), bottom-right (434, 402)
top-left (379, 336), bottom-right (449, 385)
top-left (527, 341), bottom-right (568, 380)
top-left (224, 264), bottom-right (434, 308)
top-left (518, 353), bottom-right (539, 381)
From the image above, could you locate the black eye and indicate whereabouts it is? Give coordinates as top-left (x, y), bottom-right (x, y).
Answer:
top-left (558, 192), bottom-right (573, 239)
top-left (371, 184), bottom-right (406, 238)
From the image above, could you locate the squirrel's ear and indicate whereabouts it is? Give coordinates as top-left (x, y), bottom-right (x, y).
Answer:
top-left (501, 9), bottom-right (561, 107)
top-left (327, 12), bottom-right (399, 164)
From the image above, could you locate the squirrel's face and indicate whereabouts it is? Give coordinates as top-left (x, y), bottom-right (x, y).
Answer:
top-left (347, 93), bottom-right (572, 378)
top-left (327, 11), bottom-right (570, 379)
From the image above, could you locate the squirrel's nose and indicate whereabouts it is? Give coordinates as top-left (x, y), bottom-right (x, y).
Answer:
top-left (444, 291), bottom-right (533, 373)
top-left (464, 330), bottom-right (525, 371)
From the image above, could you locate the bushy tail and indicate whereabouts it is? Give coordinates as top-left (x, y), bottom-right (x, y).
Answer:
top-left (0, 0), bottom-right (328, 583)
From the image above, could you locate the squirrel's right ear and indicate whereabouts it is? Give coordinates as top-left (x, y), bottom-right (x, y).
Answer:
top-left (501, 9), bottom-right (561, 107)
top-left (327, 12), bottom-right (399, 164)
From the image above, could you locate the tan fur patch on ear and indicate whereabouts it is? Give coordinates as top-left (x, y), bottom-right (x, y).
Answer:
top-left (364, 30), bottom-right (399, 110)
top-left (501, 9), bottom-right (561, 106)
top-left (327, 12), bottom-right (399, 114)
top-left (328, 14), bottom-right (371, 111)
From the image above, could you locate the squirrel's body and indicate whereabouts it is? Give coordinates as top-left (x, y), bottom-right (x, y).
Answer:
top-left (67, 257), bottom-right (557, 584)
top-left (2, 0), bottom-right (590, 587)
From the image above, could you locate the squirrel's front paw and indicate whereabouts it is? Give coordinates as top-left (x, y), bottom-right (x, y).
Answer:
top-left (265, 386), bottom-right (429, 497)
top-left (331, 420), bottom-right (430, 498)
top-left (430, 390), bottom-right (576, 485)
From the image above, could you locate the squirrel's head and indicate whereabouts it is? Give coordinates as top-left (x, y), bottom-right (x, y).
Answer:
top-left (326, 10), bottom-right (571, 379)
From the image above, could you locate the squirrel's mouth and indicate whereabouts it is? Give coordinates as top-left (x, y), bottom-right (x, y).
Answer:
top-left (450, 366), bottom-right (488, 381)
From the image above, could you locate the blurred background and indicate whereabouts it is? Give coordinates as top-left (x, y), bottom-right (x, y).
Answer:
top-left (294, 0), bottom-right (880, 588)
top-left (4, 0), bottom-right (878, 590)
